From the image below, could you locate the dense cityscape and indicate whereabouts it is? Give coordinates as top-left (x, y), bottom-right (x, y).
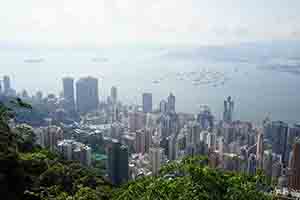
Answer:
top-left (0, 74), bottom-right (299, 199)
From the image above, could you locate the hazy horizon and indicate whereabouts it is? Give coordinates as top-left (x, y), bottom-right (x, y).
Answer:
top-left (1, 0), bottom-right (300, 47)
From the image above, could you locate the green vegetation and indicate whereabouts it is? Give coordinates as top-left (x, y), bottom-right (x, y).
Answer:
top-left (113, 156), bottom-right (273, 200)
top-left (0, 99), bottom-right (112, 200)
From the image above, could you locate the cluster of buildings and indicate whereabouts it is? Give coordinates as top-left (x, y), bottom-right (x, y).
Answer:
top-left (2, 74), bottom-right (300, 198)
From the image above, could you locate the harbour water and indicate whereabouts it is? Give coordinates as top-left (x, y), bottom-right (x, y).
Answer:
top-left (1, 45), bottom-right (300, 124)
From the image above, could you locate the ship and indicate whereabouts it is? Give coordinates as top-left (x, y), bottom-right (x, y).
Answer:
top-left (24, 58), bottom-right (44, 63)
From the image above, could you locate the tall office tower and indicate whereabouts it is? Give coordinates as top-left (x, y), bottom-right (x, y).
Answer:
top-left (107, 140), bottom-right (129, 185)
top-left (62, 77), bottom-right (75, 112)
top-left (271, 121), bottom-right (289, 165)
top-left (3, 75), bottom-right (11, 95)
top-left (223, 96), bottom-right (234, 123)
top-left (160, 100), bottom-right (167, 113)
top-left (150, 147), bottom-right (163, 176)
top-left (142, 93), bottom-right (152, 113)
top-left (145, 128), bottom-right (152, 153)
top-left (111, 86), bottom-right (117, 104)
top-left (135, 129), bottom-right (146, 154)
top-left (76, 77), bottom-right (99, 113)
top-left (247, 154), bottom-right (257, 175)
top-left (167, 93), bottom-right (176, 113)
top-left (289, 140), bottom-right (300, 190)
top-left (197, 105), bottom-right (214, 130)
top-left (186, 121), bottom-right (201, 147)
top-left (256, 131), bottom-right (264, 170)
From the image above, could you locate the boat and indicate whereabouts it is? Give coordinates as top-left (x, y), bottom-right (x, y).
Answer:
top-left (152, 80), bottom-right (160, 84)
top-left (92, 57), bottom-right (109, 62)
top-left (24, 58), bottom-right (44, 63)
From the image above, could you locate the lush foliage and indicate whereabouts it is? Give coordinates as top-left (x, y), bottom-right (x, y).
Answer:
top-left (0, 100), bottom-right (112, 200)
top-left (113, 156), bottom-right (273, 200)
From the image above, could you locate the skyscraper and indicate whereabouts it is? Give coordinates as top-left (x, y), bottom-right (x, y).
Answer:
top-left (160, 100), bottom-right (167, 113)
top-left (145, 128), bottom-right (152, 153)
top-left (107, 140), bottom-right (129, 185)
top-left (76, 77), bottom-right (99, 113)
top-left (271, 121), bottom-right (289, 165)
top-left (135, 129), bottom-right (146, 154)
top-left (197, 105), bottom-right (214, 130)
top-left (150, 147), bottom-right (163, 176)
top-left (128, 110), bottom-right (146, 132)
top-left (223, 96), bottom-right (234, 123)
top-left (3, 75), bottom-right (10, 95)
top-left (62, 77), bottom-right (75, 112)
top-left (142, 93), bottom-right (152, 113)
top-left (256, 130), bottom-right (264, 170)
top-left (288, 139), bottom-right (300, 190)
top-left (167, 93), bottom-right (176, 113)
top-left (111, 86), bottom-right (117, 104)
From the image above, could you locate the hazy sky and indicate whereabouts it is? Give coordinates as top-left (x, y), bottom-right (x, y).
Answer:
top-left (1, 0), bottom-right (300, 47)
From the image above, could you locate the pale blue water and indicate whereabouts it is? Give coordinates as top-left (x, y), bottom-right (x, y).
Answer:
top-left (1, 46), bottom-right (300, 124)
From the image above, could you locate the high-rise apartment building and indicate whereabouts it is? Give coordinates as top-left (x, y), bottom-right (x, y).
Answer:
top-left (76, 77), bottom-right (99, 113)
top-left (34, 126), bottom-right (64, 152)
top-left (145, 128), bottom-right (152, 153)
top-left (150, 147), bottom-right (163, 176)
top-left (135, 129), bottom-right (146, 154)
top-left (107, 140), bottom-right (129, 185)
top-left (128, 110), bottom-right (146, 132)
top-left (288, 140), bottom-right (300, 190)
top-left (142, 93), bottom-right (152, 113)
top-left (57, 139), bottom-right (92, 166)
top-left (111, 86), bottom-right (117, 104)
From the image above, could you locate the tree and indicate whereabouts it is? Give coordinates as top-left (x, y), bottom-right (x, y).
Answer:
top-left (113, 156), bottom-right (272, 200)
top-left (74, 187), bottom-right (98, 200)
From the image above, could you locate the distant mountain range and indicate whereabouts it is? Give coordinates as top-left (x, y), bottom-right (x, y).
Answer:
top-left (163, 40), bottom-right (300, 63)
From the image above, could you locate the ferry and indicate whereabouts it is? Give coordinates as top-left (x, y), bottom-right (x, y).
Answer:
top-left (24, 58), bottom-right (44, 63)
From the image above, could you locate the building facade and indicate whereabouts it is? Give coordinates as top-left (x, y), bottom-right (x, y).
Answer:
top-left (76, 77), bottom-right (99, 113)
top-left (142, 93), bottom-right (152, 113)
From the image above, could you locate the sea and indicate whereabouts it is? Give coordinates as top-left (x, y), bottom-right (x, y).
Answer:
top-left (1, 44), bottom-right (300, 125)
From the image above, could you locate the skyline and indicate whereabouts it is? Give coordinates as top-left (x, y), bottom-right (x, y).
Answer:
top-left (1, 0), bottom-right (300, 47)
